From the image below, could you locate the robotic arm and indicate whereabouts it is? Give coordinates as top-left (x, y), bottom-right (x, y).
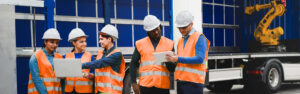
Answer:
top-left (245, 0), bottom-right (286, 46)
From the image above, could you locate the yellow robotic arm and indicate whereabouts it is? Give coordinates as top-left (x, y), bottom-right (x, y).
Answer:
top-left (245, 0), bottom-right (286, 45)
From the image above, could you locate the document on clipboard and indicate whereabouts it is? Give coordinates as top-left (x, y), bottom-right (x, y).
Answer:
top-left (153, 51), bottom-right (174, 64)
top-left (53, 59), bottom-right (83, 77)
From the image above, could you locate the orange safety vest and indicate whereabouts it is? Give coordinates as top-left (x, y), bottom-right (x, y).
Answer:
top-left (64, 52), bottom-right (93, 93)
top-left (28, 50), bottom-right (63, 94)
top-left (175, 31), bottom-right (210, 84)
top-left (136, 36), bottom-right (174, 89)
top-left (94, 48), bottom-right (125, 94)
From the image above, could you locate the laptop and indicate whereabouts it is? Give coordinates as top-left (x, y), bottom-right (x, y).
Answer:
top-left (53, 59), bottom-right (83, 77)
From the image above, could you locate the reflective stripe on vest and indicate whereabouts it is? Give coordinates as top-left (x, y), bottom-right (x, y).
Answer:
top-left (96, 83), bottom-right (123, 91)
top-left (140, 71), bottom-right (169, 76)
top-left (28, 87), bottom-right (61, 93)
top-left (76, 81), bottom-right (93, 85)
top-left (66, 81), bottom-right (74, 85)
top-left (41, 78), bottom-right (60, 82)
top-left (95, 72), bottom-right (123, 81)
top-left (28, 87), bottom-right (37, 93)
top-left (175, 67), bottom-right (206, 76)
top-left (139, 61), bottom-right (166, 67)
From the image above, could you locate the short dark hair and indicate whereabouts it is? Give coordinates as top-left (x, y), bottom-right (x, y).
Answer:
top-left (100, 34), bottom-right (114, 43)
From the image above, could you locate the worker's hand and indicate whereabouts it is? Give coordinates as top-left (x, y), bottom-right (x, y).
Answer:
top-left (132, 83), bottom-right (140, 94)
top-left (165, 53), bottom-right (178, 63)
top-left (83, 73), bottom-right (94, 79)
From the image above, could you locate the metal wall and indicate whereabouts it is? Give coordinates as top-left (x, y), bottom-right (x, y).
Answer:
top-left (202, 0), bottom-right (240, 53)
top-left (0, 5), bottom-right (17, 94)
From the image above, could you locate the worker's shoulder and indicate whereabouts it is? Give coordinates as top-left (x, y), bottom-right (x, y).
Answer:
top-left (161, 36), bottom-right (174, 43)
top-left (136, 37), bottom-right (149, 44)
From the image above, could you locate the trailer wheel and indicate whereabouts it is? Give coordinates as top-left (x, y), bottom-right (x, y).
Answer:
top-left (122, 72), bottom-right (132, 94)
top-left (264, 62), bottom-right (282, 93)
top-left (206, 81), bottom-right (234, 92)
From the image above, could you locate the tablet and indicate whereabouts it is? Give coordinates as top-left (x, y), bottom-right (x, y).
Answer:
top-left (53, 59), bottom-right (83, 77)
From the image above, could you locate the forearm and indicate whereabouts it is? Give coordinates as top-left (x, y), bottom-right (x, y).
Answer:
top-left (130, 47), bottom-right (140, 83)
top-left (82, 59), bottom-right (108, 69)
top-left (178, 56), bottom-right (204, 64)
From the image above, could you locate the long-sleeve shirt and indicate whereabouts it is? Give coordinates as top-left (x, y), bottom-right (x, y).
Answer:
top-left (82, 46), bottom-right (122, 73)
top-left (177, 28), bottom-right (208, 64)
top-left (29, 48), bottom-right (56, 94)
top-left (130, 36), bottom-right (176, 83)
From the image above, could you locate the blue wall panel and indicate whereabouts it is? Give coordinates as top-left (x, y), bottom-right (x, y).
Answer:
top-left (134, 25), bottom-right (147, 45)
top-left (203, 4), bottom-right (213, 23)
top-left (203, 28), bottom-right (213, 46)
top-left (214, 5), bottom-right (224, 24)
top-left (150, 0), bottom-right (162, 20)
top-left (36, 20), bottom-right (46, 47)
top-left (116, 0), bottom-right (131, 19)
top-left (164, 26), bottom-right (171, 39)
top-left (225, 29), bottom-right (234, 46)
top-left (117, 24), bottom-right (132, 47)
top-left (215, 28), bottom-right (224, 46)
top-left (17, 57), bottom-right (30, 94)
top-left (225, 7), bottom-right (233, 24)
top-left (203, 0), bottom-right (212, 3)
top-left (15, 6), bottom-right (30, 13)
top-left (79, 22), bottom-right (97, 47)
top-left (215, 0), bottom-right (223, 4)
top-left (16, 20), bottom-right (31, 47)
top-left (134, 0), bottom-right (147, 20)
top-left (56, 21), bottom-right (76, 47)
top-left (32, 7), bottom-right (44, 14)
top-left (164, 0), bottom-right (170, 21)
top-left (56, 0), bottom-right (76, 16)
top-left (225, 0), bottom-right (234, 5)
top-left (78, 0), bottom-right (96, 17)
top-left (97, 0), bottom-right (104, 18)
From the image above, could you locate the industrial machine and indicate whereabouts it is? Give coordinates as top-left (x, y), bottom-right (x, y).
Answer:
top-left (245, 0), bottom-right (286, 52)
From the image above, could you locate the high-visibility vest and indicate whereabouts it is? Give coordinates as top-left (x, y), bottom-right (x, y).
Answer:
top-left (136, 36), bottom-right (174, 89)
top-left (175, 31), bottom-right (210, 84)
top-left (94, 48), bottom-right (125, 94)
top-left (28, 50), bottom-right (63, 94)
top-left (64, 52), bottom-right (93, 93)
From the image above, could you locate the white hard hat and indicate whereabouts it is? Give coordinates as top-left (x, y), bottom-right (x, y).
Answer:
top-left (42, 28), bottom-right (62, 40)
top-left (175, 10), bottom-right (194, 27)
top-left (143, 15), bottom-right (161, 31)
top-left (68, 28), bottom-right (88, 42)
top-left (100, 24), bottom-right (118, 41)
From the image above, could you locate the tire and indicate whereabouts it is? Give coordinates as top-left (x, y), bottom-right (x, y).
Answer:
top-left (263, 62), bottom-right (282, 93)
top-left (122, 72), bottom-right (132, 94)
top-left (206, 81), bottom-right (234, 93)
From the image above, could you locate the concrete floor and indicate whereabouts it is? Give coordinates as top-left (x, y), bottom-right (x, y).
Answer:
top-left (169, 82), bottom-right (300, 94)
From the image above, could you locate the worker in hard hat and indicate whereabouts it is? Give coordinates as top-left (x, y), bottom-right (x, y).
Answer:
top-left (28, 28), bottom-right (63, 94)
top-left (64, 28), bottom-right (95, 94)
top-left (165, 10), bottom-right (210, 94)
top-left (80, 24), bottom-right (125, 94)
top-left (130, 15), bottom-right (175, 94)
